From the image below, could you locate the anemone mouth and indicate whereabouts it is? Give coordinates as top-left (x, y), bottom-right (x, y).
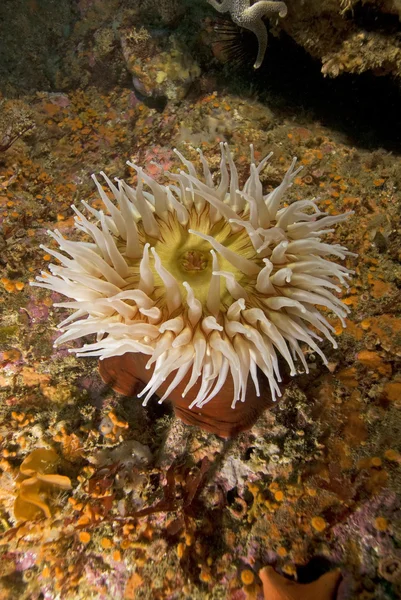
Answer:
top-left (179, 249), bottom-right (209, 273)
top-left (32, 143), bottom-right (355, 416)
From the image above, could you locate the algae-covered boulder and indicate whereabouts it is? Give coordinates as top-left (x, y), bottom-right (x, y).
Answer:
top-left (281, 0), bottom-right (401, 78)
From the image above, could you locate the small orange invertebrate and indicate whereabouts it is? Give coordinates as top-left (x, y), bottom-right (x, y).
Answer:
top-left (78, 531), bottom-right (91, 544)
top-left (374, 517), bottom-right (388, 532)
top-left (311, 516), bottom-right (327, 532)
top-left (241, 569), bottom-right (255, 585)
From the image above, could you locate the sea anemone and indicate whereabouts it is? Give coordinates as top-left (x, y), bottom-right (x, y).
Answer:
top-left (33, 144), bottom-right (354, 436)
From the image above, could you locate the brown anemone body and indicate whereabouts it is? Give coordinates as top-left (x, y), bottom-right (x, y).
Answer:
top-left (98, 353), bottom-right (273, 438)
top-left (259, 566), bottom-right (342, 600)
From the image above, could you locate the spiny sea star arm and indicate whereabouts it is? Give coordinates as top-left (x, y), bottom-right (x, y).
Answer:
top-left (247, 1), bottom-right (288, 20)
top-left (238, 2), bottom-right (288, 69)
top-left (241, 15), bottom-right (268, 69)
top-left (208, 1), bottom-right (288, 70)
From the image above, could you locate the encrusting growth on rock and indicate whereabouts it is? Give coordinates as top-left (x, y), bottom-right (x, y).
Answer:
top-left (14, 448), bottom-right (72, 522)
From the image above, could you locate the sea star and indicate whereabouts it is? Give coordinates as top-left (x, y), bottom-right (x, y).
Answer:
top-left (207, 0), bottom-right (287, 68)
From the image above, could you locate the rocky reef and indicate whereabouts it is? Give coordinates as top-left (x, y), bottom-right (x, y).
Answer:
top-left (0, 1), bottom-right (401, 599)
top-left (281, 0), bottom-right (401, 78)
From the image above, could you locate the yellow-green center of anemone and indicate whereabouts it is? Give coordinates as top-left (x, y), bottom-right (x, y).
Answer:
top-left (145, 208), bottom-right (261, 310)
